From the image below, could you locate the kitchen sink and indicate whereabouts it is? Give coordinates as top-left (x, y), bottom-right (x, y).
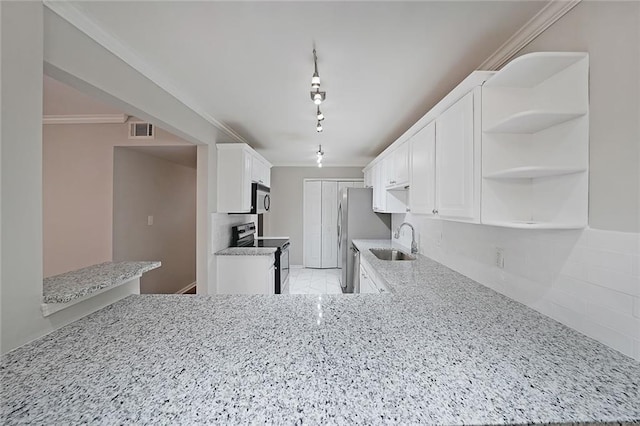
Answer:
top-left (369, 248), bottom-right (416, 261)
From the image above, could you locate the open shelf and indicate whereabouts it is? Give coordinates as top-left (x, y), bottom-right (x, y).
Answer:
top-left (483, 167), bottom-right (586, 180)
top-left (484, 110), bottom-right (586, 134)
top-left (481, 220), bottom-right (586, 230)
top-left (483, 52), bottom-right (588, 88)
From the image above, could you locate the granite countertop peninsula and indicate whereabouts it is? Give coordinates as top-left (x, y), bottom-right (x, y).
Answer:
top-left (215, 247), bottom-right (277, 256)
top-left (42, 261), bottom-right (161, 304)
top-left (3, 240), bottom-right (639, 424)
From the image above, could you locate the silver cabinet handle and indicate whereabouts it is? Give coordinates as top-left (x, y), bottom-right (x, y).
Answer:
top-left (432, 209), bottom-right (437, 214)
top-left (406, 207), bottom-right (411, 212)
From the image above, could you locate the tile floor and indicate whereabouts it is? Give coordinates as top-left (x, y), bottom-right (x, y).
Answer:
top-left (286, 268), bottom-right (343, 294)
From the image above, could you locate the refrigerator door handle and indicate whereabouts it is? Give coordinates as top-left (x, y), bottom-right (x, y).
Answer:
top-left (337, 203), bottom-right (342, 250)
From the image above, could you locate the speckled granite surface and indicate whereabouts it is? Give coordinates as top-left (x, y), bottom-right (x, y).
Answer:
top-left (3, 243), bottom-right (639, 424)
top-left (216, 247), bottom-right (277, 256)
top-left (43, 261), bottom-right (161, 304)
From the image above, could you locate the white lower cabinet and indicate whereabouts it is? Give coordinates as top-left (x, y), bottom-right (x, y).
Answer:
top-left (217, 254), bottom-right (275, 294)
top-left (359, 261), bottom-right (389, 294)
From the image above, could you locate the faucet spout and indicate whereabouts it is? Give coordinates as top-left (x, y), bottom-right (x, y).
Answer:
top-left (395, 222), bottom-right (418, 254)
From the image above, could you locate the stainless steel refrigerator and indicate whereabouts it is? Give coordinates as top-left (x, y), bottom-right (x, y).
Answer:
top-left (338, 187), bottom-right (391, 293)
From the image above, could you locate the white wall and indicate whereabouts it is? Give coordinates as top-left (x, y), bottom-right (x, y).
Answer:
top-left (0, 3), bottom-right (219, 354)
top-left (1, 1), bottom-right (45, 354)
top-left (43, 122), bottom-right (191, 277)
top-left (266, 167), bottom-right (364, 265)
top-left (113, 147), bottom-right (196, 294)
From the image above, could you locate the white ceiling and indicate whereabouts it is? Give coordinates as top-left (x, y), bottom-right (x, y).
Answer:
top-left (67, 1), bottom-right (547, 166)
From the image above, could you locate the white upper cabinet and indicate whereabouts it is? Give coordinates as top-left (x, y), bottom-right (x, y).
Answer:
top-left (386, 142), bottom-right (409, 188)
top-left (251, 156), bottom-right (270, 188)
top-left (217, 143), bottom-right (272, 213)
top-left (481, 52), bottom-right (589, 229)
top-left (364, 168), bottom-right (373, 188)
top-left (409, 121), bottom-right (436, 215)
top-left (435, 89), bottom-right (481, 222)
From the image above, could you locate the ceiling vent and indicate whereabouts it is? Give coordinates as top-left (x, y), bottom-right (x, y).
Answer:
top-left (128, 122), bottom-right (155, 139)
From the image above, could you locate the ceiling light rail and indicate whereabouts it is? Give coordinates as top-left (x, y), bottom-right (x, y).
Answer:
top-left (310, 47), bottom-right (326, 134)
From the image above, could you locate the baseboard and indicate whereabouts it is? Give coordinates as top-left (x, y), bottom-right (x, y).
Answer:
top-left (176, 282), bottom-right (197, 294)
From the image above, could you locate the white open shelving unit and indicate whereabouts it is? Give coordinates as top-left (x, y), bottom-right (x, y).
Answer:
top-left (481, 52), bottom-right (589, 229)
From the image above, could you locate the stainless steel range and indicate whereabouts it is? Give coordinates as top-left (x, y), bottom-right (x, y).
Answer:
top-left (231, 222), bottom-right (290, 294)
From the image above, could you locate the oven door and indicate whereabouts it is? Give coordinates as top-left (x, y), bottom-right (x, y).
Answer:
top-left (252, 183), bottom-right (271, 214)
top-left (279, 243), bottom-right (290, 293)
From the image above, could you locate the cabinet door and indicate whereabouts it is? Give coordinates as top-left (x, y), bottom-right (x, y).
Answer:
top-left (263, 163), bottom-right (271, 188)
top-left (321, 181), bottom-right (338, 268)
top-left (410, 121), bottom-right (436, 215)
top-left (304, 181), bottom-right (322, 268)
top-left (242, 151), bottom-right (253, 211)
top-left (394, 142), bottom-right (409, 186)
top-left (267, 263), bottom-right (275, 295)
top-left (374, 163), bottom-right (387, 212)
top-left (384, 155), bottom-right (395, 187)
top-left (364, 169), bottom-right (373, 188)
top-left (436, 91), bottom-right (477, 221)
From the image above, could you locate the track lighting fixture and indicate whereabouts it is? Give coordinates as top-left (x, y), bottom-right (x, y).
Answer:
top-left (316, 145), bottom-right (324, 167)
top-left (309, 47), bottom-right (327, 130)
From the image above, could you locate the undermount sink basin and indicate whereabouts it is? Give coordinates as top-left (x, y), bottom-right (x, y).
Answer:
top-left (369, 248), bottom-right (416, 261)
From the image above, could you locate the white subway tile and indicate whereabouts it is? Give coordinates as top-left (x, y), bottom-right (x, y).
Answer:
top-left (583, 247), bottom-right (633, 274)
top-left (634, 298), bottom-right (640, 319)
top-left (559, 260), bottom-right (587, 281)
top-left (581, 320), bottom-right (634, 358)
top-left (586, 266), bottom-right (640, 297)
top-left (634, 340), bottom-right (640, 362)
top-left (585, 302), bottom-right (640, 340)
top-left (586, 228), bottom-right (640, 254)
top-left (632, 255), bottom-right (640, 278)
top-left (550, 302), bottom-right (584, 333)
top-left (548, 288), bottom-right (586, 313)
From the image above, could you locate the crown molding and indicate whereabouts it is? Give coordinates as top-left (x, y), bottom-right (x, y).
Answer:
top-left (479, 0), bottom-right (582, 71)
top-left (42, 113), bottom-right (129, 125)
top-left (42, 0), bottom-right (248, 144)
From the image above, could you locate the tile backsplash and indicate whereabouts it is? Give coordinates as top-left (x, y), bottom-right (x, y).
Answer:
top-left (211, 213), bottom-right (257, 254)
top-left (392, 214), bottom-right (640, 361)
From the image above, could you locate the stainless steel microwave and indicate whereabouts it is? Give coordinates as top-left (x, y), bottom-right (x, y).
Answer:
top-left (251, 183), bottom-right (270, 214)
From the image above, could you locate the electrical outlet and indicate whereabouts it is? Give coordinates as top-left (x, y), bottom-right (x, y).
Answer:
top-left (147, 215), bottom-right (154, 226)
top-left (496, 247), bottom-right (505, 269)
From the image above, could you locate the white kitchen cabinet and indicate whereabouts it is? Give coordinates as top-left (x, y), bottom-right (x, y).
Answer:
top-left (409, 121), bottom-right (436, 215)
top-left (251, 156), bottom-right (270, 187)
top-left (359, 261), bottom-right (389, 294)
top-left (217, 143), bottom-right (272, 213)
top-left (217, 254), bottom-right (275, 294)
top-left (481, 52), bottom-right (589, 229)
top-left (385, 142), bottom-right (409, 188)
top-left (364, 168), bottom-right (373, 188)
top-left (435, 89), bottom-right (481, 222)
top-left (372, 162), bottom-right (386, 212)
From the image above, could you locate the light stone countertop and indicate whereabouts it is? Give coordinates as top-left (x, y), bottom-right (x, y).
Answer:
top-left (42, 261), bottom-right (161, 304)
top-left (215, 247), bottom-right (277, 256)
top-left (2, 240), bottom-right (639, 424)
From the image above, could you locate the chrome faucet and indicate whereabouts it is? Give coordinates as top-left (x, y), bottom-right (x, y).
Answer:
top-left (394, 222), bottom-right (418, 254)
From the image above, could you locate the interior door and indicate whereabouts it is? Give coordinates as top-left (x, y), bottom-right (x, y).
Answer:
top-left (321, 181), bottom-right (338, 268)
top-left (303, 181), bottom-right (322, 268)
